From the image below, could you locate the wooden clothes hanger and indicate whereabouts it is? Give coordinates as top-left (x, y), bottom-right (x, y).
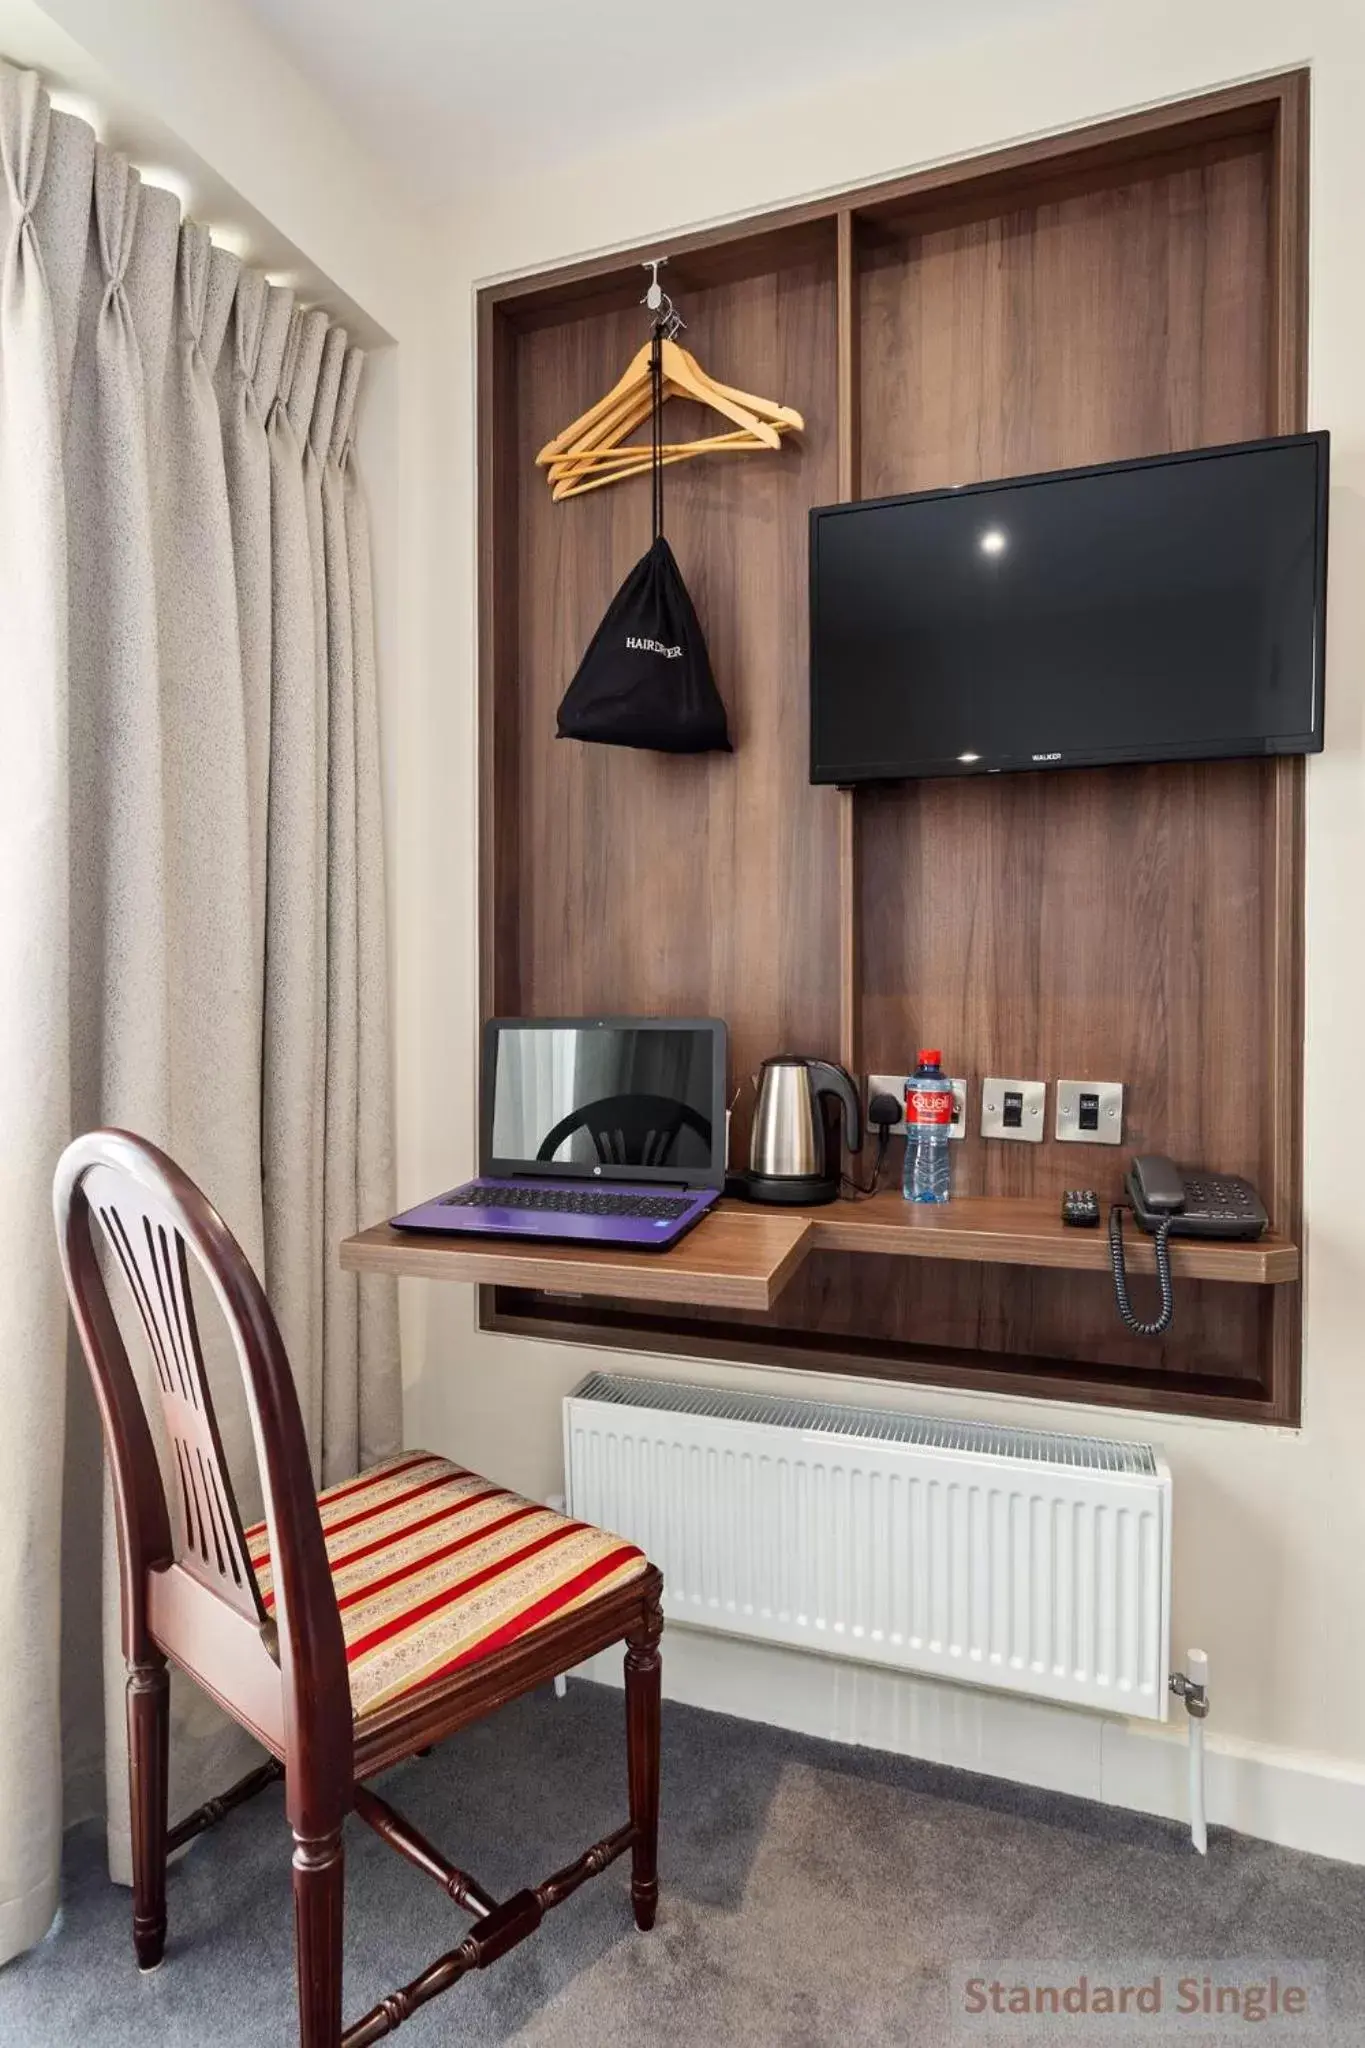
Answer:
top-left (540, 343), bottom-right (801, 466)
top-left (545, 369), bottom-right (799, 489)
top-left (550, 428), bottom-right (800, 500)
top-left (540, 337), bottom-right (782, 477)
top-left (538, 300), bottom-right (803, 498)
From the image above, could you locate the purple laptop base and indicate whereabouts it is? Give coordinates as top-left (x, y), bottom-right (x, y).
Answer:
top-left (391, 1177), bottom-right (718, 1252)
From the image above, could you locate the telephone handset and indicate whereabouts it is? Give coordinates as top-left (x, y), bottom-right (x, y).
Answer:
top-left (1111, 1156), bottom-right (1268, 1337)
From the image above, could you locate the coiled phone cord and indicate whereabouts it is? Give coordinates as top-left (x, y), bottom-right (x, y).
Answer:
top-left (1109, 1205), bottom-right (1175, 1337)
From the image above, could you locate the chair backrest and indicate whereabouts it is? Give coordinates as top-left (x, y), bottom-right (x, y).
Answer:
top-left (53, 1130), bottom-right (350, 1775)
top-left (535, 1093), bottom-right (713, 1168)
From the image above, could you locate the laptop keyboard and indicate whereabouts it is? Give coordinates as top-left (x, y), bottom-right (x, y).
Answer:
top-left (442, 1184), bottom-right (694, 1221)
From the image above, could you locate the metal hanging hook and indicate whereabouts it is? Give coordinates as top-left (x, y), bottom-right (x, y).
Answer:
top-left (641, 258), bottom-right (685, 340)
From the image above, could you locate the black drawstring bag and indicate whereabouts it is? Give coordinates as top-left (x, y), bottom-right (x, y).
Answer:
top-left (556, 331), bottom-right (732, 755)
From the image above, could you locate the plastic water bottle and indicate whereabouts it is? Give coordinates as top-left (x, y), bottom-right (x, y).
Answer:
top-left (903, 1049), bottom-right (953, 1204)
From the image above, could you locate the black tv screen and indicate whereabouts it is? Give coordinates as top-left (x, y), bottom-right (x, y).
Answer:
top-left (809, 433), bottom-right (1329, 785)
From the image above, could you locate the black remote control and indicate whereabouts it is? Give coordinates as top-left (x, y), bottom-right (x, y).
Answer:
top-left (1062, 1189), bottom-right (1101, 1228)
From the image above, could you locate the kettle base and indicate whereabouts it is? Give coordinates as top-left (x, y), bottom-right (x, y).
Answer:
top-left (728, 1170), bottom-right (841, 1207)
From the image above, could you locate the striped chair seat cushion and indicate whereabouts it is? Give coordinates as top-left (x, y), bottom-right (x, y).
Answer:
top-left (245, 1452), bottom-right (649, 1720)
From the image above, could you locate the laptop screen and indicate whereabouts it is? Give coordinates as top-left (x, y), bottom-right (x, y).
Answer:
top-left (484, 1019), bottom-right (725, 1187)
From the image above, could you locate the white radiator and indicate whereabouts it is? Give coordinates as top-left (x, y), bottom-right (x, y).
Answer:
top-left (564, 1372), bottom-right (1172, 1722)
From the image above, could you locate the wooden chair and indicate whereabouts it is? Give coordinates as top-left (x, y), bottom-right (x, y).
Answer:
top-left (53, 1129), bottom-right (663, 2046)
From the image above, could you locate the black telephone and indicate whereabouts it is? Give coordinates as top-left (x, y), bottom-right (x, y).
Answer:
top-left (1111, 1156), bottom-right (1268, 1337)
top-left (1126, 1156), bottom-right (1268, 1240)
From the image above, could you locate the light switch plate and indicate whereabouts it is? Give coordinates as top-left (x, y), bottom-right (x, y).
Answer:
top-left (868, 1074), bottom-right (968, 1139)
top-left (981, 1077), bottom-right (1046, 1142)
top-left (1056, 1078), bottom-right (1124, 1145)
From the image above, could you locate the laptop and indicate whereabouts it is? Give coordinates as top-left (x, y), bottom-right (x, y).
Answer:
top-left (391, 1016), bottom-right (727, 1251)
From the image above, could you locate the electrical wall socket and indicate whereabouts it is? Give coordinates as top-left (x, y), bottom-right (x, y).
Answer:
top-left (981, 1077), bottom-right (1046, 1142)
top-left (1056, 1078), bottom-right (1124, 1144)
top-left (868, 1074), bottom-right (967, 1139)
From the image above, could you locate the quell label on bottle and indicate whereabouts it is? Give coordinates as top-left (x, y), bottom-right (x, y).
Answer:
top-left (907, 1082), bottom-right (952, 1126)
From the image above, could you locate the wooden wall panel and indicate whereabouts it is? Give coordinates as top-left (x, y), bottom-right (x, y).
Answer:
top-left (480, 81), bottom-right (1307, 1420)
top-left (834, 138), bottom-right (1283, 1392)
top-left (856, 143), bottom-right (1271, 503)
top-left (711, 1247), bottom-right (1269, 1388)
top-left (528, 1254), bottom-right (1268, 1386)
top-left (508, 239), bottom-right (843, 1133)
top-left (858, 759), bottom-right (1270, 1204)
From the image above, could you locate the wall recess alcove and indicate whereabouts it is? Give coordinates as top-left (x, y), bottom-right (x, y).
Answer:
top-left (476, 73), bottom-right (1309, 1425)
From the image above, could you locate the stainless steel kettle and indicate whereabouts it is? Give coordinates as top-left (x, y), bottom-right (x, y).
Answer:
top-left (746, 1056), bottom-right (862, 1205)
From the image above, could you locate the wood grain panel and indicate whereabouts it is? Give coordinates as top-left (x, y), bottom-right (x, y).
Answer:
top-left (726, 1249), bottom-right (1270, 1386)
top-left (477, 83), bottom-right (1307, 1422)
top-left (342, 1211), bottom-right (813, 1312)
top-left (490, 1285), bottom-right (1278, 1422)
top-left (841, 134), bottom-right (1286, 1397)
top-left (857, 144), bottom-right (1271, 501)
top-left (798, 1192), bottom-right (1296, 1282)
top-left (508, 234), bottom-right (843, 1140)
top-left (836, 211), bottom-right (861, 1073)
top-left (347, 1193), bottom-right (1293, 1297)
top-left (479, 295), bottom-right (523, 1018)
top-left (858, 758), bottom-right (1270, 1202)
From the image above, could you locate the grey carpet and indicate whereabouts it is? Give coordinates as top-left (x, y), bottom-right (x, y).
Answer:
top-left (3, 1680), bottom-right (1364, 2044)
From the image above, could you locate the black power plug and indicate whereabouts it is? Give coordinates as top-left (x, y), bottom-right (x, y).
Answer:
top-left (868, 1092), bottom-right (902, 1131)
top-left (842, 1092), bottom-right (902, 1200)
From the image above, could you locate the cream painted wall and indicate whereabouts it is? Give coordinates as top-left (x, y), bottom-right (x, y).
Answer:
top-left (402, 0), bottom-right (1365, 1789)
top-left (0, 0), bottom-right (418, 336)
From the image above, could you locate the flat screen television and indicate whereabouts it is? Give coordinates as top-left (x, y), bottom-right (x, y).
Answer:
top-left (809, 432), bottom-right (1329, 785)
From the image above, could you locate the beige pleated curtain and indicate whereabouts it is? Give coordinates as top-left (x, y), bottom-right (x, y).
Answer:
top-left (0, 60), bottom-right (400, 1965)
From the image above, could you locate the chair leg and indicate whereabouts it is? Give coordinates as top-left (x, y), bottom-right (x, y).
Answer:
top-left (126, 1658), bottom-right (170, 1971)
top-left (624, 1593), bottom-right (662, 1932)
top-left (293, 1826), bottom-right (345, 2048)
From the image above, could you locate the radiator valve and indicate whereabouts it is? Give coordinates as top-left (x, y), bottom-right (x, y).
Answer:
top-left (1170, 1666), bottom-right (1209, 1719)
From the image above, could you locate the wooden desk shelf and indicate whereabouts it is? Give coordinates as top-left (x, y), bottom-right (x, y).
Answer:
top-left (798, 1194), bottom-right (1299, 1286)
top-left (340, 1209), bottom-right (813, 1312)
top-left (343, 1194), bottom-right (1298, 1310)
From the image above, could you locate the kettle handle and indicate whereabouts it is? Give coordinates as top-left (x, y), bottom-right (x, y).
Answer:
top-left (808, 1060), bottom-right (862, 1155)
